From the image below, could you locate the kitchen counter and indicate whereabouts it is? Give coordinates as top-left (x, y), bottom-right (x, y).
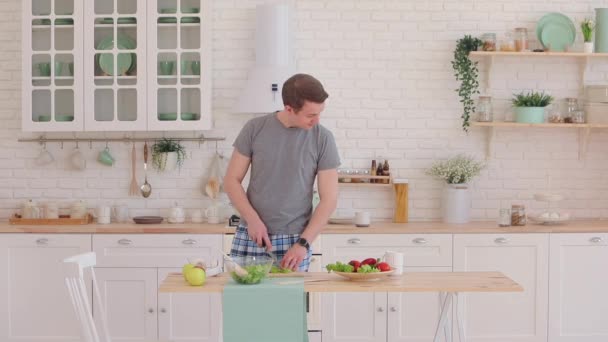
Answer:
top-left (2, 220), bottom-right (608, 233)
top-left (159, 271), bottom-right (523, 293)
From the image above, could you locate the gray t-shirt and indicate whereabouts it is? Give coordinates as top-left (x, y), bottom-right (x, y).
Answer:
top-left (233, 112), bottom-right (341, 235)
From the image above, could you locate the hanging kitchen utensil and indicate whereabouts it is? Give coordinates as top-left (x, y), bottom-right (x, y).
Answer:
top-left (203, 148), bottom-right (224, 199)
top-left (129, 143), bottom-right (139, 196)
top-left (140, 142), bottom-right (152, 198)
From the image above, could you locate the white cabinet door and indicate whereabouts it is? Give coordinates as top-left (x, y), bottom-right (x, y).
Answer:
top-left (146, 0), bottom-right (213, 131)
top-left (83, 0), bottom-right (148, 131)
top-left (94, 268), bottom-right (158, 342)
top-left (322, 291), bottom-right (387, 342)
top-left (157, 268), bottom-right (221, 342)
top-left (388, 267), bottom-right (452, 342)
top-left (0, 234), bottom-right (91, 342)
top-left (548, 233), bottom-right (608, 342)
top-left (22, 0), bottom-right (84, 132)
top-left (454, 234), bottom-right (549, 342)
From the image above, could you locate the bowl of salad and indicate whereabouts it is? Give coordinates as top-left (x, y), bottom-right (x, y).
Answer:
top-left (229, 255), bottom-right (274, 285)
top-left (326, 258), bottom-right (395, 281)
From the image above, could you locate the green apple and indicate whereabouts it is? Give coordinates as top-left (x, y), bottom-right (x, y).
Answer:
top-left (182, 263), bottom-right (195, 280)
top-left (184, 266), bottom-right (206, 286)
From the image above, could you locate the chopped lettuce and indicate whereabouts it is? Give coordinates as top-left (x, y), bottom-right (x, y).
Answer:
top-left (230, 264), bottom-right (270, 284)
top-left (270, 265), bottom-right (293, 274)
top-left (357, 264), bottom-right (380, 273)
top-left (325, 262), bottom-right (354, 273)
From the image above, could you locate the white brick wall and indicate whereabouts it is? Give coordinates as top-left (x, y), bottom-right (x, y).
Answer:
top-left (2, 0), bottom-right (608, 221)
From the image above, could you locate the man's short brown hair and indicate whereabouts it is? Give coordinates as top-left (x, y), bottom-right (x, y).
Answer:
top-left (282, 74), bottom-right (329, 112)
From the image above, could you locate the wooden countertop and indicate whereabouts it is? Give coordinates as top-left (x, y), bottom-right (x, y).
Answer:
top-left (1, 220), bottom-right (608, 234)
top-left (159, 271), bottom-right (523, 293)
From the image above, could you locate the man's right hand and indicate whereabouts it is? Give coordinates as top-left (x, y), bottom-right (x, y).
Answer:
top-left (247, 220), bottom-right (272, 251)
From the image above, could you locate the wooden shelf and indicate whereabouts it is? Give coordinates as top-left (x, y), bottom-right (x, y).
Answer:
top-left (471, 122), bottom-right (608, 129)
top-left (470, 51), bottom-right (608, 58)
top-left (338, 182), bottom-right (392, 188)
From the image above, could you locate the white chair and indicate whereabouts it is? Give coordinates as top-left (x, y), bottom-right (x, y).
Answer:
top-left (63, 252), bottom-right (112, 342)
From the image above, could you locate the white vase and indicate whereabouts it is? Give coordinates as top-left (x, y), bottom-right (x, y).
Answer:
top-left (441, 184), bottom-right (471, 224)
top-left (584, 42), bottom-right (594, 53)
top-left (157, 152), bottom-right (178, 172)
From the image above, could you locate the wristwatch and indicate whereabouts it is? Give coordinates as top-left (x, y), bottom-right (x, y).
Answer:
top-left (296, 237), bottom-right (310, 251)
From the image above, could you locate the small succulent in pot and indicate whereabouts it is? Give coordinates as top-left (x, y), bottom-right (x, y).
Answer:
top-left (151, 138), bottom-right (186, 172)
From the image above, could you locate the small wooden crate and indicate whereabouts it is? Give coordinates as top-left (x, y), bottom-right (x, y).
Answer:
top-left (9, 214), bottom-right (94, 225)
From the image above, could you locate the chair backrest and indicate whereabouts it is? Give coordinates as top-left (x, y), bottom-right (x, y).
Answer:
top-left (63, 252), bottom-right (112, 342)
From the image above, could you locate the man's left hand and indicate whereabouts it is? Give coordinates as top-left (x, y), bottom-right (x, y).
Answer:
top-left (280, 244), bottom-right (307, 271)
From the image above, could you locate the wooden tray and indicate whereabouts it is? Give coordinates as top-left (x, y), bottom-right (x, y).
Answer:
top-left (9, 214), bottom-right (94, 225)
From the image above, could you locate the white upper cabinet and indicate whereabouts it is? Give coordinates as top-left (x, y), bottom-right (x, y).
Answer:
top-left (23, 0), bottom-right (84, 132)
top-left (23, 0), bottom-right (212, 132)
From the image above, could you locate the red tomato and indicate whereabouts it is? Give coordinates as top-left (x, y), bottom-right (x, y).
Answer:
top-left (361, 258), bottom-right (377, 266)
top-left (376, 262), bottom-right (391, 272)
top-left (348, 260), bottom-right (361, 272)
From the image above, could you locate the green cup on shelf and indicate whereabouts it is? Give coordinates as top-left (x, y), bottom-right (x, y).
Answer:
top-left (159, 61), bottom-right (175, 75)
top-left (38, 62), bottom-right (51, 77)
top-left (68, 62), bottom-right (74, 76)
top-left (54, 61), bottom-right (64, 76)
top-left (180, 60), bottom-right (190, 75)
top-left (191, 61), bottom-right (200, 75)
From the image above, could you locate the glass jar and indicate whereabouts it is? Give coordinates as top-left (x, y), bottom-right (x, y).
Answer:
top-left (481, 33), bottom-right (497, 51)
top-left (548, 102), bottom-right (563, 123)
top-left (500, 31), bottom-right (516, 52)
top-left (498, 208), bottom-right (511, 227)
top-left (564, 98), bottom-right (579, 123)
top-left (572, 109), bottom-right (585, 124)
top-left (476, 96), bottom-right (493, 122)
top-left (514, 28), bottom-right (529, 52)
top-left (511, 205), bottom-right (526, 226)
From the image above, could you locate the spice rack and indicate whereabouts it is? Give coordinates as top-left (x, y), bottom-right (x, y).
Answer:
top-left (469, 51), bottom-right (608, 160)
top-left (338, 175), bottom-right (393, 188)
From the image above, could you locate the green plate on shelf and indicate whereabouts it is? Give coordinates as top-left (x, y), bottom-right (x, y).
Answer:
top-left (159, 8), bottom-right (177, 14)
top-left (55, 114), bottom-right (74, 122)
top-left (37, 115), bottom-right (51, 122)
top-left (55, 18), bottom-right (74, 25)
top-left (540, 21), bottom-right (575, 52)
top-left (536, 13), bottom-right (575, 48)
top-left (96, 34), bottom-right (136, 75)
top-left (158, 17), bottom-right (200, 24)
top-left (100, 17), bottom-right (136, 25)
top-left (182, 7), bottom-right (200, 13)
top-left (158, 113), bottom-right (177, 121)
top-left (181, 17), bottom-right (200, 24)
top-left (181, 112), bottom-right (200, 121)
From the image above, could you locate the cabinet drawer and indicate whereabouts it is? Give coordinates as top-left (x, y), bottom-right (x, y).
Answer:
top-left (322, 234), bottom-right (452, 267)
top-left (93, 234), bottom-right (223, 267)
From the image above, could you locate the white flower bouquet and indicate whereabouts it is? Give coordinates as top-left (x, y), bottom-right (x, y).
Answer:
top-left (426, 155), bottom-right (485, 185)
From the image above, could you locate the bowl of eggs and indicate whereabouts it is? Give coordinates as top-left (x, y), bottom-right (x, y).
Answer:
top-left (528, 211), bottom-right (570, 225)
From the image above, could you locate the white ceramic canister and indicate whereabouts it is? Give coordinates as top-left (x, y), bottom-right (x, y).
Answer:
top-left (70, 200), bottom-right (87, 219)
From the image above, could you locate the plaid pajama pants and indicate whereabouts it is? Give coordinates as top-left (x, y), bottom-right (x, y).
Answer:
top-left (230, 225), bottom-right (313, 272)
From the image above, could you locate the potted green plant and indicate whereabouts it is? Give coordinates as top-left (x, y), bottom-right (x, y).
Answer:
top-left (581, 18), bottom-right (595, 53)
top-left (426, 155), bottom-right (485, 224)
top-left (151, 138), bottom-right (186, 172)
top-left (452, 35), bottom-right (482, 132)
top-left (511, 91), bottom-right (554, 124)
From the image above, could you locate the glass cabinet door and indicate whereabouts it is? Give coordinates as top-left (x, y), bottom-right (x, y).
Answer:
top-left (23, 0), bottom-right (83, 132)
top-left (84, 0), bottom-right (147, 131)
top-left (147, 0), bottom-right (211, 131)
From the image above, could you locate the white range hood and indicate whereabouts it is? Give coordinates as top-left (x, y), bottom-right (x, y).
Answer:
top-left (232, 3), bottom-right (296, 114)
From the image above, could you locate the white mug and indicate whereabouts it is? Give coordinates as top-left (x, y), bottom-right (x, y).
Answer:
top-left (354, 211), bottom-right (371, 227)
top-left (205, 205), bottom-right (220, 224)
top-left (169, 206), bottom-right (185, 223)
top-left (384, 250), bottom-right (404, 276)
top-left (97, 205), bottom-right (111, 218)
top-left (97, 216), bottom-right (111, 224)
top-left (44, 202), bottom-right (59, 219)
top-left (112, 205), bottom-right (129, 223)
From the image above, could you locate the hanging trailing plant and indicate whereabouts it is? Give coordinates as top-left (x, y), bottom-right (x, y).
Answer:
top-left (452, 35), bottom-right (482, 132)
top-left (151, 138), bottom-right (186, 172)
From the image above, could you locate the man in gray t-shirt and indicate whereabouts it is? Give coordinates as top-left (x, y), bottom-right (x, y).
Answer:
top-left (224, 74), bottom-right (340, 271)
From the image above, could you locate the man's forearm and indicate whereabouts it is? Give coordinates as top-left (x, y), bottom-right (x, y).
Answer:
top-left (224, 179), bottom-right (262, 225)
top-left (300, 198), bottom-right (336, 243)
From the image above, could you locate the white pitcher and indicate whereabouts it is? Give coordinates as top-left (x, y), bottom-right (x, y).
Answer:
top-left (383, 250), bottom-right (404, 276)
top-left (205, 203), bottom-right (220, 224)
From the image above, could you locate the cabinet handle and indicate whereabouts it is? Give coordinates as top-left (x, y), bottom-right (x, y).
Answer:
top-left (390, 306), bottom-right (397, 312)
top-left (494, 237), bottom-right (508, 245)
top-left (412, 238), bottom-right (427, 244)
top-left (590, 237), bottom-right (603, 244)
top-left (148, 308), bottom-right (154, 313)
top-left (160, 308), bottom-right (166, 313)
top-left (35, 238), bottom-right (49, 245)
top-left (182, 239), bottom-right (197, 245)
top-left (377, 307), bottom-right (384, 312)
top-left (348, 238), bottom-right (361, 245)
top-left (117, 239), bottom-right (133, 246)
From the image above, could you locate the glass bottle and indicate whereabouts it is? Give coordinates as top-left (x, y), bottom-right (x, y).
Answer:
top-left (476, 96), bottom-right (493, 122)
top-left (500, 31), bottom-right (516, 52)
top-left (498, 208), bottom-right (511, 227)
top-left (564, 98), bottom-right (579, 123)
top-left (548, 102), bottom-right (562, 123)
top-left (481, 33), bottom-right (496, 51)
top-left (572, 110), bottom-right (585, 124)
top-left (514, 28), bottom-right (529, 52)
